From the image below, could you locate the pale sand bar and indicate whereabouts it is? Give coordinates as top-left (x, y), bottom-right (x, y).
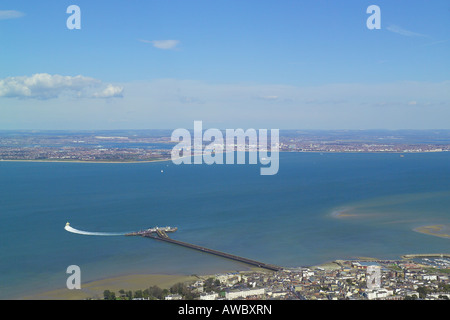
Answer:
top-left (21, 274), bottom-right (199, 300)
top-left (22, 267), bottom-right (272, 300)
top-left (414, 224), bottom-right (450, 239)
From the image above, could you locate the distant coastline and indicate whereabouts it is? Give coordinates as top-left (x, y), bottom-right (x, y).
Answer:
top-left (0, 158), bottom-right (172, 164)
top-left (1, 129), bottom-right (449, 164)
top-left (1, 149), bottom-right (449, 164)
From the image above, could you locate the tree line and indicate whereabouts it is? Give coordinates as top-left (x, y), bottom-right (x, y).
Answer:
top-left (101, 282), bottom-right (201, 300)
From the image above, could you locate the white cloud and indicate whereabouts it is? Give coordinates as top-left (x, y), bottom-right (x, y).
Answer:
top-left (386, 25), bottom-right (427, 37)
top-left (2, 79), bottom-right (449, 130)
top-left (91, 84), bottom-right (124, 98)
top-left (256, 95), bottom-right (279, 101)
top-left (139, 39), bottom-right (180, 50)
top-left (0, 73), bottom-right (123, 99)
top-left (0, 10), bottom-right (24, 20)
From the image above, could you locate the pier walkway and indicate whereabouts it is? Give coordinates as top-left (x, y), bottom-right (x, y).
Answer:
top-left (142, 233), bottom-right (283, 272)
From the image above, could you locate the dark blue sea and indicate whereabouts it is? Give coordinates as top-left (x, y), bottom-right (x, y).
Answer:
top-left (0, 152), bottom-right (449, 299)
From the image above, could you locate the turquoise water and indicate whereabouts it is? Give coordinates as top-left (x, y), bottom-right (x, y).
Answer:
top-left (0, 152), bottom-right (449, 299)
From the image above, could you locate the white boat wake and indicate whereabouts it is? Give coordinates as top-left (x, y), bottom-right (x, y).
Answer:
top-left (64, 224), bottom-right (127, 236)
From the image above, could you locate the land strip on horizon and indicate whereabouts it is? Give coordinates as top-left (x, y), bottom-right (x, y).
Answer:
top-left (1, 130), bottom-right (449, 163)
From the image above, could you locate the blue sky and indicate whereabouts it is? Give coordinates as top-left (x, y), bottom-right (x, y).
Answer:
top-left (0, 0), bottom-right (449, 130)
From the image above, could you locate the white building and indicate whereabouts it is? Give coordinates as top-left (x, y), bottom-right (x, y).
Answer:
top-left (267, 290), bottom-right (289, 298)
top-left (302, 269), bottom-right (315, 278)
top-left (215, 273), bottom-right (242, 286)
top-left (199, 292), bottom-right (219, 300)
top-left (225, 287), bottom-right (265, 300)
top-left (365, 289), bottom-right (394, 300)
top-left (165, 294), bottom-right (183, 300)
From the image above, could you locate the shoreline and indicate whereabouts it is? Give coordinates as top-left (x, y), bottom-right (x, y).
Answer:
top-left (21, 264), bottom-right (272, 300)
top-left (0, 158), bottom-right (172, 164)
top-left (0, 150), bottom-right (448, 165)
top-left (20, 253), bottom-right (450, 300)
top-left (21, 273), bottom-right (200, 300)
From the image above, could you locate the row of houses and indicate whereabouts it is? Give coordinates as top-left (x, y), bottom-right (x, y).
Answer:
top-left (187, 258), bottom-right (450, 300)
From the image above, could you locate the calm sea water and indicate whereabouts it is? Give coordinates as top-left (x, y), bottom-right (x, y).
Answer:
top-left (0, 152), bottom-right (449, 299)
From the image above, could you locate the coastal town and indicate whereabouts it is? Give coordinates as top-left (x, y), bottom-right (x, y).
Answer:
top-left (100, 255), bottom-right (450, 301)
top-left (0, 130), bottom-right (449, 162)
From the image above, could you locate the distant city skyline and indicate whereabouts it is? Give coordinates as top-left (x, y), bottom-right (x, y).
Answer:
top-left (0, 0), bottom-right (449, 130)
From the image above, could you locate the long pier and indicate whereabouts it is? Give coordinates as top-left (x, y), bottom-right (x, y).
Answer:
top-left (142, 233), bottom-right (283, 272)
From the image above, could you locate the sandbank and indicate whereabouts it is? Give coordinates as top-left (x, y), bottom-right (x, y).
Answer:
top-left (413, 224), bottom-right (450, 239)
top-left (21, 273), bottom-right (198, 300)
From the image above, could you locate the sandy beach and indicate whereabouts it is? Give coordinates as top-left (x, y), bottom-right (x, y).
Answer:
top-left (21, 274), bottom-right (199, 300)
top-left (21, 266), bottom-right (273, 300)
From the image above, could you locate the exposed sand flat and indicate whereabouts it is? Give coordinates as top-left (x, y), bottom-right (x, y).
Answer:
top-left (21, 274), bottom-right (198, 300)
top-left (414, 224), bottom-right (450, 239)
top-left (330, 208), bottom-right (357, 218)
top-left (21, 267), bottom-right (274, 300)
